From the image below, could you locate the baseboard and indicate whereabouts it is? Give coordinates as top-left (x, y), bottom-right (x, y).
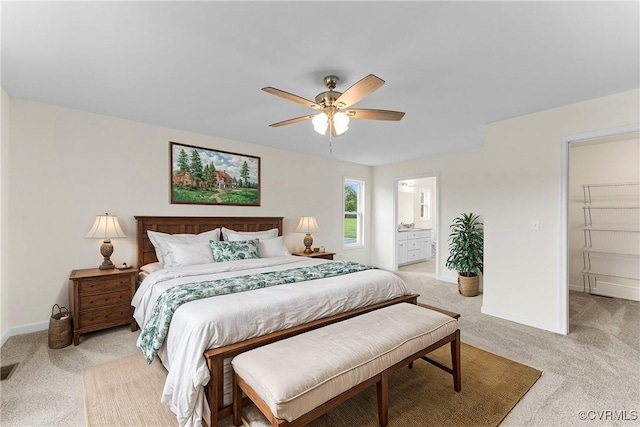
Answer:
top-left (0, 321), bottom-right (49, 348)
top-left (375, 263), bottom-right (396, 272)
top-left (437, 275), bottom-right (457, 284)
top-left (589, 280), bottom-right (640, 301)
top-left (569, 283), bottom-right (585, 293)
top-left (0, 330), bottom-right (9, 347)
top-left (569, 281), bottom-right (639, 301)
top-left (481, 305), bottom-right (562, 334)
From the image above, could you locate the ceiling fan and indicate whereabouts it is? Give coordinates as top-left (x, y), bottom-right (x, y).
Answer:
top-left (262, 74), bottom-right (405, 138)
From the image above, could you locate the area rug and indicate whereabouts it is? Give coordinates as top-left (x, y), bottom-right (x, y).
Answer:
top-left (83, 343), bottom-right (542, 427)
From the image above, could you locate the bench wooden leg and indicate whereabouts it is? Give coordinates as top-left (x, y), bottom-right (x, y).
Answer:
top-left (376, 371), bottom-right (389, 427)
top-left (233, 373), bottom-right (242, 427)
top-left (452, 329), bottom-right (461, 392)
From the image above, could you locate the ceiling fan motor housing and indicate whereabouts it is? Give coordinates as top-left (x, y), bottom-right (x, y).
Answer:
top-left (315, 91), bottom-right (342, 109)
top-left (323, 75), bottom-right (339, 89)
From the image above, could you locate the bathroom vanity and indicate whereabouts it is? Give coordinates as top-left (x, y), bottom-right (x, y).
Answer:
top-left (397, 228), bottom-right (432, 265)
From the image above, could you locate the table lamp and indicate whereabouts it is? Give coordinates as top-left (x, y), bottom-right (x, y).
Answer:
top-left (85, 213), bottom-right (126, 270)
top-left (295, 216), bottom-right (319, 254)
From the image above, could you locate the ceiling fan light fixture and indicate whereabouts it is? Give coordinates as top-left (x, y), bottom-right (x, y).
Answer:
top-left (333, 111), bottom-right (350, 136)
top-left (312, 112), bottom-right (328, 135)
top-left (264, 74), bottom-right (404, 142)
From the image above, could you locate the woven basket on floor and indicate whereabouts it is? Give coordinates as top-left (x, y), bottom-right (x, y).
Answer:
top-left (458, 275), bottom-right (479, 297)
top-left (48, 304), bottom-right (72, 349)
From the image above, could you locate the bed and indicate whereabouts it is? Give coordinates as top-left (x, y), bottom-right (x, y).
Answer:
top-left (132, 216), bottom-right (417, 427)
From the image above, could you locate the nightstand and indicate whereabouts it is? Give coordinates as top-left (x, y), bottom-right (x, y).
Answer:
top-left (293, 252), bottom-right (335, 260)
top-left (69, 267), bottom-right (138, 345)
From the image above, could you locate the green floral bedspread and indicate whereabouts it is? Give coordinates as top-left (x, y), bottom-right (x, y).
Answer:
top-left (137, 261), bottom-right (376, 363)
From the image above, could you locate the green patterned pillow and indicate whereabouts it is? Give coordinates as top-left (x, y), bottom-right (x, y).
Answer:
top-left (210, 239), bottom-right (259, 262)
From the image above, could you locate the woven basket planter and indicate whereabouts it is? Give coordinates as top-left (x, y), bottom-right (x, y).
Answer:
top-left (48, 304), bottom-right (72, 349)
top-left (458, 275), bottom-right (479, 297)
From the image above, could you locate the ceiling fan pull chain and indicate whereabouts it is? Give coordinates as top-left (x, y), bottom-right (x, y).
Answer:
top-left (329, 117), bottom-right (334, 153)
top-left (329, 126), bottom-right (333, 153)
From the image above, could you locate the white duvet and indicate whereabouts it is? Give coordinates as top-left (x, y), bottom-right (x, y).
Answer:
top-left (132, 256), bottom-right (410, 427)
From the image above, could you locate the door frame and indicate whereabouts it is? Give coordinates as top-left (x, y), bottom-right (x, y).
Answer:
top-left (559, 124), bottom-right (639, 335)
top-left (393, 173), bottom-right (440, 274)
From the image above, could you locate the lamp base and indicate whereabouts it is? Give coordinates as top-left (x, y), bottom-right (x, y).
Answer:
top-left (99, 260), bottom-right (115, 270)
top-left (99, 239), bottom-right (115, 270)
top-left (303, 233), bottom-right (313, 254)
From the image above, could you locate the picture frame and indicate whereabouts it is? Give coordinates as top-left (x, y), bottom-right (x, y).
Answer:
top-left (170, 141), bottom-right (261, 206)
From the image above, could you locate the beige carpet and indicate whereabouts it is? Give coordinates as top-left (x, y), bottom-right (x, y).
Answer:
top-left (83, 343), bottom-right (541, 427)
top-left (83, 355), bottom-right (177, 426)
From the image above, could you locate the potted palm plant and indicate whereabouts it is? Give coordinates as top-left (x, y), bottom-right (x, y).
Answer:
top-left (445, 213), bottom-right (483, 297)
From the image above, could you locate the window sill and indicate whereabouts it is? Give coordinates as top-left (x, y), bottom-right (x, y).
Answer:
top-left (343, 244), bottom-right (365, 251)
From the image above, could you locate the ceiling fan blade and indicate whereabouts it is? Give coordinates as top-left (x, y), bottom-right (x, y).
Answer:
top-left (335, 74), bottom-right (385, 108)
top-left (262, 87), bottom-right (321, 110)
top-left (346, 108), bottom-right (405, 121)
top-left (269, 114), bottom-right (316, 127)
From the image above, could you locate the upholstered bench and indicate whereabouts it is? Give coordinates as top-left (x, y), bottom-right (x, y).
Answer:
top-left (231, 303), bottom-right (460, 427)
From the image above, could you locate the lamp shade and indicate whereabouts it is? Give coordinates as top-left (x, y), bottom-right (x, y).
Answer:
top-left (295, 216), bottom-right (319, 234)
top-left (85, 214), bottom-right (126, 239)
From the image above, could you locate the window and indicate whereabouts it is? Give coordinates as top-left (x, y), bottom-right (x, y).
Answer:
top-left (420, 188), bottom-right (431, 220)
top-left (344, 178), bottom-right (364, 247)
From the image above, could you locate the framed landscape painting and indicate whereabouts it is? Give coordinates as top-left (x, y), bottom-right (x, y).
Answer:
top-left (170, 141), bottom-right (260, 206)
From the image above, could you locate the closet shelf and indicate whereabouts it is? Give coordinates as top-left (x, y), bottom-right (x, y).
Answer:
top-left (581, 270), bottom-right (639, 280)
top-left (581, 205), bottom-right (639, 210)
top-left (581, 225), bottom-right (640, 232)
top-left (580, 248), bottom-right (639, 257)
top-left (580, 182), bottom-right (640, 295)
top-left (582, 182), bottom-right (639, 189)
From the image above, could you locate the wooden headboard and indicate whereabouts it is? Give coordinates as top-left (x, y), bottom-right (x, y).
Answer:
top-left (134, 216), bottom-right (283, 267)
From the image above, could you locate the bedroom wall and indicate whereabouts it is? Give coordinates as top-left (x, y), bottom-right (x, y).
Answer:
top-left (1, 88), bottom-right (10, 343)
top-left (483, 89), bottom-right (640, 333)
top-left (371, 89), bottom-right (639, 335)
top-left (371, 148), bottom-right (485, 278)
top-left (5, 98), bottom-right (372, 333)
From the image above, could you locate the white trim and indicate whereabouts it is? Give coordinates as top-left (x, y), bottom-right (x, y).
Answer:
top-left (481, 305), bottom-right (562, 334)
top-left (376, 263), bottom-right (397, 272)
top-left (559, 134), bottom-right (570, 335)
top-left (590, 280), bottom-right (640, 301)
top-left (1, 321), bottom-right (49, 347)
top-left (568, 283), bottom-right (585, 293)
top-left (560, 124), bottom-right (640, 336)
top-left (0, 330), bottom-right (9, 347)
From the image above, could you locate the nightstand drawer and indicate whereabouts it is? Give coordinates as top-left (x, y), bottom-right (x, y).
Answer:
top-left (78, 305), bottom-right (130, 328)
top-left (79, 289), bottom-right (130, 311)
top-left (78, 276), bottom-right (130, 294)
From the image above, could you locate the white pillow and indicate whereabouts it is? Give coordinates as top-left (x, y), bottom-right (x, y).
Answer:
top-left (222, 227), bottom-right (278, 241)
top-left (139, 262), bottom-right (162, 274)
top-left (258, 236), bottom-right (290, 258)
top-left (147, 228), bottom-right (220, 266)
top-left (163, 240), bottom-right (214, 268)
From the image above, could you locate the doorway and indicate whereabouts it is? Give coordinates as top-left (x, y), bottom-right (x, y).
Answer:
top-left (394, 175), bottom-right (438, 277)
top-left (561, 126), bottom-right (640, 334)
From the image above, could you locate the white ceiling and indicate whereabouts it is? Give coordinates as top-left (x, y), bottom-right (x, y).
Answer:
top-left (2, 1), bottom-right (639, 166)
